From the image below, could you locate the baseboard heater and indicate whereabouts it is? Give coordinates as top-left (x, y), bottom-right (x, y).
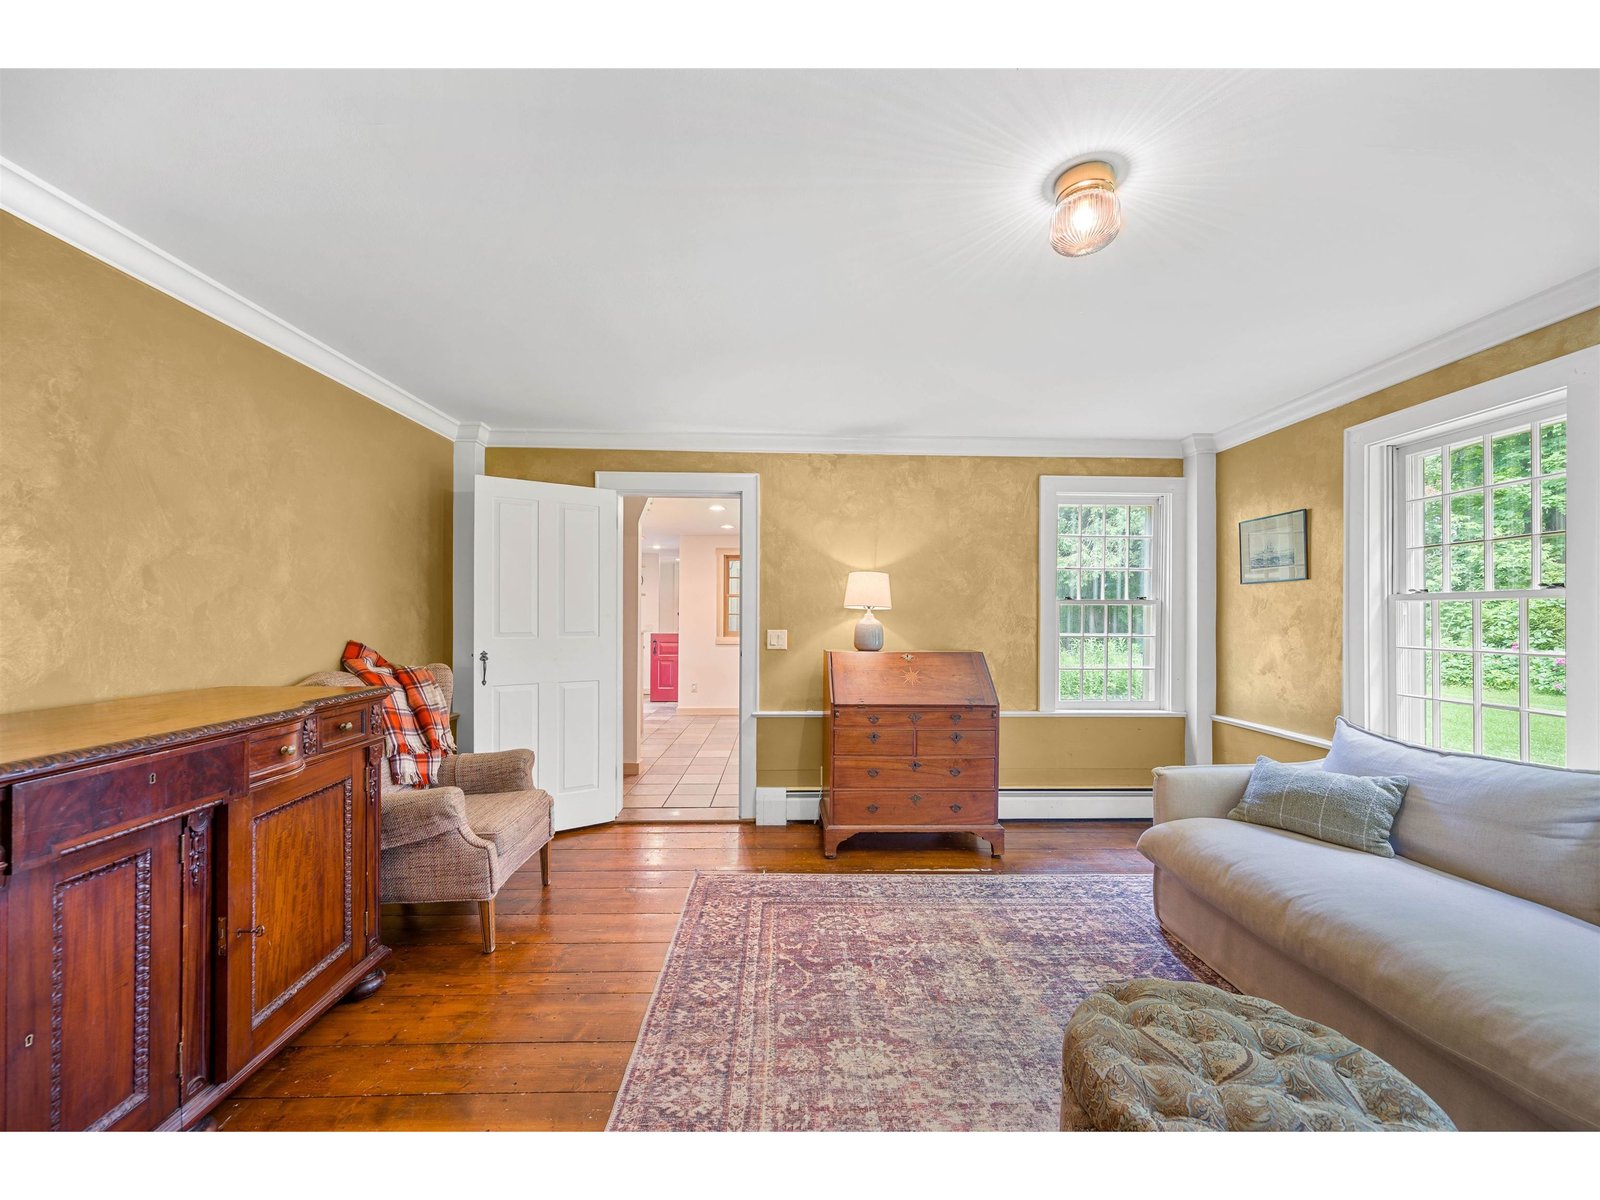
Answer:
top-left (755, 788), bottom-right (1153, 826)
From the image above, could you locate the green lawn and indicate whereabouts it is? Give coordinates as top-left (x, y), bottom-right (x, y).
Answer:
top-left (1437, 685), bottom-right (1565, 765)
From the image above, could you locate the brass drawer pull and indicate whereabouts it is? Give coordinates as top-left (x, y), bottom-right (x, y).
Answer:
top-left (278, 745), bottom-right (295, 756)
top-left (951, 713), bottom-right (963, 723)
top-left (910, 794), bottom-right (922, 805)
top-left (949, 803), bottom-right (962, 814)
top-left (868, 715), bottom-right (879, 725)
top-left (867, 804), bottom-right (879, 814)
top-left (336, 720), bottom-right (355, 732)
top-left (950, 732), bottom-right (963, 743)
top-left (867, 768), bottom-right (879, 779)
top-left (949, 767), bottom-right (962, 777)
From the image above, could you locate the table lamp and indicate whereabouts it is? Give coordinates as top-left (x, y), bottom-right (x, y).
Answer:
top-left (844, 571), bottom-right (892, 651)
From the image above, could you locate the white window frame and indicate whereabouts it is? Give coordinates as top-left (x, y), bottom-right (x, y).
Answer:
top-left (1344, 346), bottom-right (1599, 768)
top-left (1038, 475), bottom-right (1187, 714)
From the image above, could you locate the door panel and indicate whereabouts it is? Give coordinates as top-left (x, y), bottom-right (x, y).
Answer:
top-left (475, 476), bottom-right (621, 831)
top-left (223, 752), bottom-right (358, 1065)
top-left (650, 633), bottom-right (679, 702)
top-left (5, 824), bottom-right (182, 1131)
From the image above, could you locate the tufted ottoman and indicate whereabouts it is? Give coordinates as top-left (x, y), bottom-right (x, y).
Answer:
top-left (1061, 979), bottom-right (1455, 1131)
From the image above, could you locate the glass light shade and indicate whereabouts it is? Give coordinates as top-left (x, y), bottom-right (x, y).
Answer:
top-left (843, 570), bottom-right (892, 611)
top-left (1050, 183), bottom-right (1122, 257)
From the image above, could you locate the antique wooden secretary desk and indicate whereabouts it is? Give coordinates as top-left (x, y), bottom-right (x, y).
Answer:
top-left (820, 650), bottom-right (1003, 859)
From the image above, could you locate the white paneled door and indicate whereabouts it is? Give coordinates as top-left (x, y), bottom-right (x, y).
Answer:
top-left (473, 476), bottom-right (621, 831)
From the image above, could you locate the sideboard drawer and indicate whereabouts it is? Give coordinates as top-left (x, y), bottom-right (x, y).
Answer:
top-left (832, 789), bottom-right (998, 826)
top-left (10, 736), bottom-right (246, 865)
top-left (831, 755), bottom-right (995, 789)
top-left (317, 704), bottom-right (369, 752)
top-left (248, 722), bottom-right (304, 782)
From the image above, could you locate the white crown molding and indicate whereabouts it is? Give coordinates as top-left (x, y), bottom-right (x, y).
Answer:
top-left (0, 157), bottom-right (461, 441)
top-left (1212, 269), bottom-right (1600, 452)
top-left (490, 427), bottom-right (1184, 459)
top-left (1179, 433), bottom-right (1217, 456)
top-left (455, 421), bottom-right (492, 446)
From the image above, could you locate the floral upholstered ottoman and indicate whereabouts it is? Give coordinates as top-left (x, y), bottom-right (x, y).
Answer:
top-left (1060, 978), bottom-right (1455, 1131)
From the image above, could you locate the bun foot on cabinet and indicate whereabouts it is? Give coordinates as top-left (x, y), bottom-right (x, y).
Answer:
top-left (341, 968), bottom-right (387, 1003)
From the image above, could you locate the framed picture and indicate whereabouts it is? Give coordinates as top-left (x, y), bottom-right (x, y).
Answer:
top-left (1239, 508), bottom-right (1309, 584)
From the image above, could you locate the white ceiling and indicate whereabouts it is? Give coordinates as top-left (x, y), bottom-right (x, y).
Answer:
top-left (1, 69), bottom-right (1596, 446)
top-left (639, 497), bottom-right (741, 553)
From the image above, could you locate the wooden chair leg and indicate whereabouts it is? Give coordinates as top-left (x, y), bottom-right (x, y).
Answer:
top-left (540, 842), bottom-right (551, 886)
top-left (478, 898), bottom-right (496, 954)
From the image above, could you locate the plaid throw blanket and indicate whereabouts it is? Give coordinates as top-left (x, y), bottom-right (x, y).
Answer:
top-left (341, 641), bottom-right (456, 787)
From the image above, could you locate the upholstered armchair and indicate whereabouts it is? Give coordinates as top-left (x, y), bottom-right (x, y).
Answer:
top-left (301, 663), bottom-right (552, 953)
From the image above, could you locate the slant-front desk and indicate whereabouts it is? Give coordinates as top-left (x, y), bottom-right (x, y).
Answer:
top-left (0, 685), bottom-right (390, 1130)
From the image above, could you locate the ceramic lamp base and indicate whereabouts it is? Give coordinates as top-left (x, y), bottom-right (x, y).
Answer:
top-left (853, 610), bottom-right (885, 652)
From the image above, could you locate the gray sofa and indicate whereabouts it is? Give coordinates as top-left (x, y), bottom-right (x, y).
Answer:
top-left (1139, 720), bottom-right (1600, 1131)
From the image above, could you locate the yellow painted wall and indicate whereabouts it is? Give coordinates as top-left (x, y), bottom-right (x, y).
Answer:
top-left (0, 214), bottom-right (454, 713)
top-left (489, 447), bottom-right (1187, 788)
top-left (1213, 308), bottom-right (1600, 762)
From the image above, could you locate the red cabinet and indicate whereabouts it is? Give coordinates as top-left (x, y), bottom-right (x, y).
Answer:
top-left (650, 634), bottom-right (679, 703)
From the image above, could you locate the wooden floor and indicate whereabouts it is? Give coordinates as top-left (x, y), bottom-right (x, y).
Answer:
top-left (207, 819), bottom-right (1150, 1132)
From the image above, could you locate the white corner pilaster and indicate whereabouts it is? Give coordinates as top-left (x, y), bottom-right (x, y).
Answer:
top-left (452, 422), bottom-right (490, 750)
top-left (1181, 434), bottom-right (1218, 764)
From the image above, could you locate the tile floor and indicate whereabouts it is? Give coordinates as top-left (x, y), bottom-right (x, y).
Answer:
top-left (618, 704), bottom-right (740, 823)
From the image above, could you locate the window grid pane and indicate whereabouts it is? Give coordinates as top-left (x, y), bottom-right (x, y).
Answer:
top-left (1392, 408), bottom-right (1567, 766)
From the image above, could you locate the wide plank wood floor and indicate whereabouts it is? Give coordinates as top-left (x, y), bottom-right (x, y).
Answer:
top-left (207, 819), bottom-right (1149, 1132)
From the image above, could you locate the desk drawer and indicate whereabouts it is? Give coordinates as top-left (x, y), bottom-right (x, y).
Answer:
top-left (830, 755), bottom-right (994, 789)
top-left (832, 708), bottom-right (998, 729)
top-left (832, 727), bottom-right (914, 756)
top-left (915, 727), bottom-right (997, 755)
top-left (831, 789), bottom-right (997, 826)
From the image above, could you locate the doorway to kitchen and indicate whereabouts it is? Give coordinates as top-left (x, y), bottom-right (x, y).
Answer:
top-left (601, 473), bottom-right (759, 824)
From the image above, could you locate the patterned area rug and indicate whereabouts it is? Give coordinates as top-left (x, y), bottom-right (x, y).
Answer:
top-left (608, 872), bottom-right (1228, 1131)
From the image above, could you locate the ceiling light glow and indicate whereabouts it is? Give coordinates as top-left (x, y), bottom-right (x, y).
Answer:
top-left (1050, 159), bottom-right (1122, 258)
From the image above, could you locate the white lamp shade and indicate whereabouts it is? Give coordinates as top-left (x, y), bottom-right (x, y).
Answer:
top-left (843, 571), bottom-right (892, 611)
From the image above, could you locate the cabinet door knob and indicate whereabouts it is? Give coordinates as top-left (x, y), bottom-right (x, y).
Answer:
top-left (336, 720), bottom-right (355, 732)
top-left (278, 744), bottom-right (296, 756)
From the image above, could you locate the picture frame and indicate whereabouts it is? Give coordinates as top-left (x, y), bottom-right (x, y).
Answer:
top-left (1239, 508), bottom-right (1309, 584)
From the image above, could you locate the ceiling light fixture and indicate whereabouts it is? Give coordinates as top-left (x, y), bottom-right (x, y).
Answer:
top-left (708, 504), bottom-right (726, 512)
top-left (1049, 159), bottom-right (1122, 258)
top-left (720, 524), bottom-right (735, 530)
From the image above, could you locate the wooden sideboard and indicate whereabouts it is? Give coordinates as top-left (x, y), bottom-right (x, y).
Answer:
top-left (0, 685), bottom-right (391, 1131)
top-left (820, 650), bottom-right (1003, 859)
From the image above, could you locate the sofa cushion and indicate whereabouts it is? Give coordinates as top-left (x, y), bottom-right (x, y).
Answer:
top-left (1324, 717), bottom-right (1600, 925)
top-left (1229, 756), bottom-right (1406, 856)
top-left (1138, 817), bottom-right (1600, 1129)
top-left (464, 789), bottom-right (553, 859)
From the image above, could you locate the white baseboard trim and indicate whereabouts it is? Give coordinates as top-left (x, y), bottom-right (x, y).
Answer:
top-left (757, 788), bottom-right (1152, 824)
top-left (1212, 714), bottom-right (1334, 750)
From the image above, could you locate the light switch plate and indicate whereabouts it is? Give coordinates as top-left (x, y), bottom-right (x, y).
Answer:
top-left (766, 629), bottom-right (789, 650)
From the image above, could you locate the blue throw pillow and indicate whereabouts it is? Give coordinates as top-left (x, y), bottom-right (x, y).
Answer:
top-left (1228, 756), bottom-right (1408, 857)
